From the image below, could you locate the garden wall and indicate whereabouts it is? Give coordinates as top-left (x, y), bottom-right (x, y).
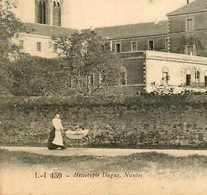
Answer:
top-left (1, 95), bottom-right (207, 148)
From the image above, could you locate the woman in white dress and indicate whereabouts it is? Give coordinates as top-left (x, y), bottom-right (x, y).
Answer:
top-left (47, 114), bottom-right (65, 150)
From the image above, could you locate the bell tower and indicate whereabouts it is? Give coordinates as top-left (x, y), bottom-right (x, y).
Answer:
top-left (35, 0), bottom-right (63, 26)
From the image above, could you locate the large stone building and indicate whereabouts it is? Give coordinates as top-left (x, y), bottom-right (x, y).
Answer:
top-left (15, 0), bottom-right (207, 94)
top-left (167, 0), bottom-right (207, 56)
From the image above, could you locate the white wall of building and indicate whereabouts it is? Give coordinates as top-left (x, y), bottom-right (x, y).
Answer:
top-left (145, 51), bottom-right (207, 93)
top-left (16, 33), bottom-right (58, 58)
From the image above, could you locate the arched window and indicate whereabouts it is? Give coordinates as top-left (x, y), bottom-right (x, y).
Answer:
top-left (57, 3), bottom-right (61, 26)
top-left (42, 1), bottom-right (46, 24)
top-left (162, 66), bottom-right (169, 84)
top-left (195, 71), bottom-right (200, 80)
top-left (185, 69), bottom-right (191, 86)
top-left (39, 1), bottom-right (42, 23)
top-left (120, 67), bottom-right (127, 85)
top-left (37, 0), bottom-right (46, 24)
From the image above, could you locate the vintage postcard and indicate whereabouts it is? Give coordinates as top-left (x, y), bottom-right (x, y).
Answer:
top-left (1, 0), bottom-right (207, 194)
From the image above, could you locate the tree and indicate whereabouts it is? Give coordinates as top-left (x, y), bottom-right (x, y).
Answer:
top-left (0, 0), bottom-right (31, 96)
top-left (4, 55), bottom-right (72, 96)
top-left (0, 0), bottom-right (30, 58)
top-left (52, 31), bottom-right (122, 96)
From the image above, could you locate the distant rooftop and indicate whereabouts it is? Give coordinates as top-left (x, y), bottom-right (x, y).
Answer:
top-left (87, 21), bottom-right (168, 39)
top-left (26, 23), bottom-right (78, 37)
top-left (167, 0), bottom-right (207, 16)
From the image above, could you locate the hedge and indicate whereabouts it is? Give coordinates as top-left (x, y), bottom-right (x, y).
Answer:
top-left (1, 94), bottom-right (207, 148)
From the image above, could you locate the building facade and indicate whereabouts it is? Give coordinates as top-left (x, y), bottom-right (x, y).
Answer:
top-left (92, 21), bottom-right (168, 53)
top-left (119, 50), bottom-right (207, 94)
top-left (16, 23), bottom-right (77, 58)
top-left (14, 0), bottom-right (207, 94)
top-left (167, 0), bottom-right (207, 57)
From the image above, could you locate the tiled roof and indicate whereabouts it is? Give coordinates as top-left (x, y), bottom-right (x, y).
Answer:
top-left (26, 23), bottom-right (78, 37)
top-left (24, 21), bottom-right (168, 40)
top-left (89, 21), bottom-right (168, 39)
top-left (167, 0), bottom-right (207, 16)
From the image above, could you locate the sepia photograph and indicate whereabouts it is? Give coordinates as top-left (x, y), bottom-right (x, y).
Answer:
top-left (1, 0), bottom-right (207, 194)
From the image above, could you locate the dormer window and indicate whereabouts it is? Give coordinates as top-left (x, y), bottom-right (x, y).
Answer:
top-left (186, 19), bottom-right (194, 31)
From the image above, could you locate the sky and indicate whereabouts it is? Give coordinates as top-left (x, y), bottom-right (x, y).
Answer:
top-left (12, 0), bottom-right (195, 29)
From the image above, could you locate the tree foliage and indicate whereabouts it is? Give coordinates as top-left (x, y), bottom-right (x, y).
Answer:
top-left (0, 0), bottom-right (30, 58)
top-left (0, 0), bottom-right (33, 96)
top-left (3, 55), bottom-right (72, 96)
top-left (52, 31), bottom-right (122, 95)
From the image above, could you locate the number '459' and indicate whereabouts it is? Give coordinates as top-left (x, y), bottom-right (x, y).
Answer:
top-left (50, 172), bottom-right (62, 179)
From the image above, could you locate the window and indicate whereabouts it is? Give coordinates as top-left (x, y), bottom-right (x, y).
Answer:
top-left (186, 75), bottom-right (191, 86)
top-left (148, 40), bottom-right (154, 50)
top-left (68, 75), bottom-right (72, 88)
top-left (19, 40), bottom-right (24, 50)
top-left (101, 44), bottom-right (105, 51)
top-left (52, 1), bottom-right (61, 26)
top-left (78, 76), bottom-right (86, 88)
top-left (89, 74), bottom-right (94, 86)
top-left (53, 44), bottom-right (57, 53)
top-left (37, 1), bottom-right (46, 24)
top-left (101, 43), bottom-right (109, 51)
top-left (131, 41), bottom-right (137, 51)
top-left (186, 45), bottom-right (194, 55)
top-left (120, 67), bottom-right (127, 85)
top-left (186, 19), bottom-right (194, 31)
top-left (205, 72), bottom-right (207, 87)
top-left (195, 71), bottom-right (200, 80)
top-left (185, 69), bottom-right (191, 86)
top-left (162, 67), bottom-right (169, 84)
top-left (195, 71), bottom-right (200, 86)
top-left (115, 43), bottom-right (121, 52)
top-left (37, 42), bottom-right (41, 52)
top-left (99, 74), bottom-right (106, 85)
top-left (205, 76), bottom-right (207, 87)
top-left (165, 38), bottom-right (169, 51)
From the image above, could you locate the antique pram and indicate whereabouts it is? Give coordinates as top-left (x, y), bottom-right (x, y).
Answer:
top-left (64, 129), bottom-right (90, 140)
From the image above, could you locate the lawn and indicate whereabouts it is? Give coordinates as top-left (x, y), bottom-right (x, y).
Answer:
top-left (1, 149), bottom-right (207, 195)
top-left (1, 149), bottom-right (207, 174)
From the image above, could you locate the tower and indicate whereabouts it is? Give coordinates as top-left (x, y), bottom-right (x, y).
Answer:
top-left (35, 0), bottom-right (63, 26)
